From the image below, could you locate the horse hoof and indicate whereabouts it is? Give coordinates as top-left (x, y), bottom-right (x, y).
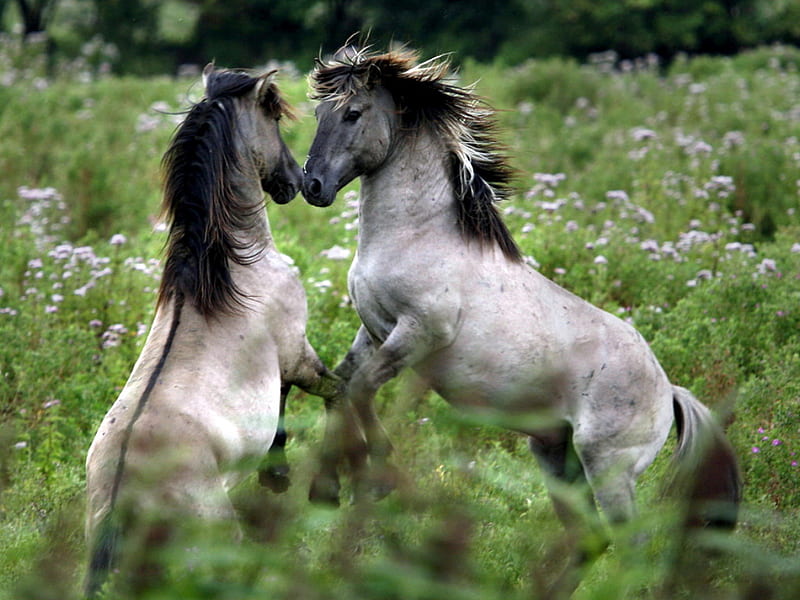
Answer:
top-left (354, 464), bottom-right (400, 503)
top-left (309, 475), bottom-right (341, 506)
top-left (259, 466), bottom-right (291, 493)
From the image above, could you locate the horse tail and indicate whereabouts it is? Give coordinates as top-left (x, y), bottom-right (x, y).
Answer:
top-left (671, 385), bottom-right (742, 529)
top-left (84, 294), bottom-right (185, 597)
top-left (84, 512), bottom-right (120, 598)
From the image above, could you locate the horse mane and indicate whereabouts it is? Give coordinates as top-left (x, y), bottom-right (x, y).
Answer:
top-left (157, 68), bottom-right (291, 317)
top-left (310, 46), bottom-right (522, 262)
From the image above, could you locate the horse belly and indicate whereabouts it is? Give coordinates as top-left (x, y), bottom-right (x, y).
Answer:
top-left (417, 345), bottom-right (568, 418)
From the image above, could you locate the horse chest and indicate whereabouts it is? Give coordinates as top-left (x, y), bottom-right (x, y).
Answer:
top-left (348, 254), bottom-right (459, 344)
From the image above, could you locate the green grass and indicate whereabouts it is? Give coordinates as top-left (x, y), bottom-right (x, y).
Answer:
top-left (2, 43), bottom-right (800, 598)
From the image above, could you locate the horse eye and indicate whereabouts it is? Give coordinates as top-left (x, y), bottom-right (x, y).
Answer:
top-left (343, 109), bottom-right (361, 123)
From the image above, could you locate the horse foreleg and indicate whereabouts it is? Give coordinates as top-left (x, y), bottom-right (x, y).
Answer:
top-left (281, 341), bottom-right (366, 505)
top-left (347, 318), bottom-right (427, 501)
top-left (259, 384), bottom-right (292, 493)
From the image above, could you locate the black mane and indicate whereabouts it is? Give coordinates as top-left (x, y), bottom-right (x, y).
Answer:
top-left (157, 69), bottom-right (265, 317)
top-left (310, 47), bottom-right (522, 262)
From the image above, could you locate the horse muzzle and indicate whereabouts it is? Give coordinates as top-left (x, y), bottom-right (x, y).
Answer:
top-left (301, 174), bottom-right (337, 207)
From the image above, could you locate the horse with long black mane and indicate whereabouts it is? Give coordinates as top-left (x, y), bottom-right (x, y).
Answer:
top-left (84, 64), bottom-right (354, 597)
top-left (302, 44), bottom-right (741, 585)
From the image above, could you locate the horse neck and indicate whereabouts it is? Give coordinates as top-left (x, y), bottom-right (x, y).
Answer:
top-left (358, 128), bottom-right (458, 253)
top-left (227, 137), bottom-right (275, 253)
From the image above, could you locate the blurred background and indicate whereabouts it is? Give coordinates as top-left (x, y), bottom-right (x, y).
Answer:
top-left (4, 0), bottom-right (800, 75)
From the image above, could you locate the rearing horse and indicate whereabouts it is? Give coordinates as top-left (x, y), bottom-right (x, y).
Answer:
top-left (85, 65), bottom-right (348, 596)
top-left (302, 47), bottom-right (741, 537)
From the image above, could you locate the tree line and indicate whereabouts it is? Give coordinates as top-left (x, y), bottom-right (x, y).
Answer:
top-left (4, 0), bottom-right (800, 74)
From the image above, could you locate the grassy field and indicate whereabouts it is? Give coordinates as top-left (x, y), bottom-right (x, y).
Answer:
top-left (1, 42), bottom-right (800, 598)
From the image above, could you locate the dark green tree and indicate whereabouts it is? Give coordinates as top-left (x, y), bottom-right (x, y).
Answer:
top-left (182, 0), bottom-right (320, 69)
top-left (93, 0), bottom-right (168, 73)
top-left (502, 0), bottom-right (761, 63)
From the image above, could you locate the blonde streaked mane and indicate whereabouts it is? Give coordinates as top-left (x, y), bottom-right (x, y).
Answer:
top-left (310, 47), bottom-right (521, 261)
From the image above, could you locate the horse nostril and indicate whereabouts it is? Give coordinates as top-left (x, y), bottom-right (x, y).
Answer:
top-left (307, 178), bottom-right (323, 196)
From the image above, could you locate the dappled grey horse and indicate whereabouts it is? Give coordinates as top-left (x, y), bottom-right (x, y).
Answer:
top-left (84, 65), bottom-right (352, 597)
top-left (302, 47), bottom-right (741, 536)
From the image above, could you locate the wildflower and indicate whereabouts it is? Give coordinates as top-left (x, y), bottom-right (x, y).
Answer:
top-left (74, 279), bottom-right (97, 296)
top-left (320, 245), bottom-right (351, 261)
top-left (533, 173), bottom-right (566, 187)
top-left (109, 233), bottom-right (127, 246)
top-left (688, 83), bottom-right (707, 94)
top-left (14, 441), bottom-right (27, 450)
top-left (594, 255), bottom-right (608, 265)
top-left (640, 240), bottom-right (659, 253)
top-left (42, 399), bottom-right (61, 409)
top-left (634, 207), bottom-right (655, 224)
top-left (606, 190), bottom-right (629, 203)
top-left (45, 305), bottom-right (58, 314)
top-left (89, 319), bottom-right (103, 328)
top-left (696, 269), bottom-right (714, 280)
top-left (722, 131), bottom-right (745, 149)
top-left (538, 199), bottom-right (566, 212)
top-left (101, 333), bottom-right (121, 349)
top-left (136, 114), bottom-right (161, 133)
top-left (752, 446), bottom-right (760, 453)
top-left (631, 127), bottom-right (657, 142)
top-left (757, 259), bottom-right (777, 274)
top-left (688, 141), bottom-right (713, 155)
top-left (772, 439), bottom-right (782, 446)
top-left (313, 280), bottom-right (333, 290)
top-left (18, 186), bottom-right (61, 201)
top-left (28, 258), bottom-right (43, 269)
top-left (523, 255), bottom-right (540, 269)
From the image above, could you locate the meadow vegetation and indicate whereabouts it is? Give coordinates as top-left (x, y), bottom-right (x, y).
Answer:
top-left (1, 41), bottom-right (800, 598)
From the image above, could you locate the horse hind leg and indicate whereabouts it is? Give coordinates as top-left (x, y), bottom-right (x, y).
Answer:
top-left (528, 426), bottom-right (608, 598)
top-left (259, 384), bottom-right (291, 493)
top-left (528, 426), bottom-right (600, 529)
top-left (570, 430), bottom-right (652, 526)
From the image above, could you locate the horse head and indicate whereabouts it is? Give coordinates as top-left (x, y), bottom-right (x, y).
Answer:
top-left (302, 56), bottom-right (400, 207)
top-left (202, 63), bottom-right (303, 205)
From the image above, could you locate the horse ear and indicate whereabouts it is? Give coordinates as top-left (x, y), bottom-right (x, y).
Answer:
top-left (255, 69), bottom-right (279, 104)
top-left (365, 62), bottom-right (382, 89)
top-left (202, 62), bottom-right (215, 90)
